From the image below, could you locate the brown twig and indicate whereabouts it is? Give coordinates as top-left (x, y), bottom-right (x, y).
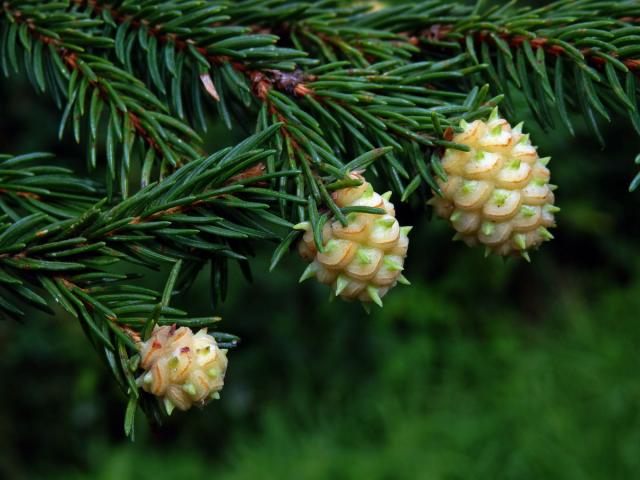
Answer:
top-left (416, 23), bottom-right (640, 73)
top-left (3, 2), bottom-right (166, 156)
top-left (0, 188), bottom-right (41, 200)
top-left (73, 0), bottom-right (315, 102)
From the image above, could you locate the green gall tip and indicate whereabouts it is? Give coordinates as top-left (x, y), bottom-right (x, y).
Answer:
top-left (400, 226), bottom-right (413, 236)
top-left (521, 251), bottom-right (531, 263)
top-left (299, 263), bottom-right (318, 283)
top-left (539, 156), bottom-right (551, 166)
top-left (381, 191), bottom-right (392, 201)
top-left (521, 206), bottom-right (536, 218)
top-left (367, 286), bottom-right (383, 307)
top-left (489, 107), bottom-right (500, 122)
top-left (207, 368), bottom-right (219, 379)
top-left (492, 190), bottom-right (509, 207)
top-left (376, 217), bottom-right (396, 229)
top-left (545, 205), bottom-right (561, 214)
top-left (538, 227), bottom-right (554, 240)
top-left (397, 274), bottom-right (411, 286)
top-left (182, 383), bottom-right (197, 396)
top-left (384, 256), bottom-right (403, 271)
top-left (324, 239), bottom-right (339, 253)
top-left (335, 275), bottom-right (349, 296)
top-left (346, 212), bottom-right (359, 223)
top-left (533, 177), bottom-right (547, 187)
top-left (363, 184), bottom-right (374, 198)
top-left (514, 233), bottom-right (527, 250)
top-left (164, 398), bottom-right (176, 416)
top-left (461, 180), bottom-right (477, 195)
top-left (293, 222), bottom-right (310, 231)
top-left (357, 249), bottom-right (372, 265)
top-left (481, 222), bottom-right (495, 237)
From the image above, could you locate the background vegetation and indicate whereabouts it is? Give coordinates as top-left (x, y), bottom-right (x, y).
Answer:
top-left (1, 60), bottom-right (640, 479)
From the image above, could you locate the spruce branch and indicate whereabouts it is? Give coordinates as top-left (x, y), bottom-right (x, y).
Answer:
top-left (0, 127), bottom-right (298, 435)
top-left (0, 210), bottom-right (238, 438)
top-left (72, 0), bottom-right (312, 128)
top-left (0, 126), bottom-right (298, 314)
top-left (1, 0), bottom-right (202, 195)
top-left (246, 45), bottom-right (494, 220)
top-left (255, 60), bottom-right (495, 223)
top-left (0, 134), bottom-right (283, 315)
top-left (0, 152), bottom-right (101, 220)
top-left (361, 0), bottom-right (640, 146)
top-left (226, 0), bottom-right (419, 66)
top-left (1, 0), bottom-right (637, 438)
top-left (70, 0), bottom-right (495, 215)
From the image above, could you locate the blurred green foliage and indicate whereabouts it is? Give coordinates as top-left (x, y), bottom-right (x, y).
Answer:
top-left (1, 72), bottom-right (640, 479)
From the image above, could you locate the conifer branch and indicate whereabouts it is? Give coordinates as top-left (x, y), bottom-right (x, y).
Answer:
top-left (1, 0), bottom-right (201, 195)
top-left (1, 0), bottom-right (638, 437)
top-left (71, 0), bottom-right (493, 212)
top-left (72, 0), bottom-right (312, 125)
top-left (0, 152), bottom-right (100, 220)
top-left (360, 0), bottom-right (640, 145)
top-left (0, 207), bottom-right (238, 436)
top-left (0, 127), bottom-right (294, 434)
top-left (226, 0), bottom-right (418, 66)
top-left (0, 126), bottom-right (298, 314)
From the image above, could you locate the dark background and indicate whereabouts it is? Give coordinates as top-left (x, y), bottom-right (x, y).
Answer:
top-left (1, 62), bottom-right (640, 480)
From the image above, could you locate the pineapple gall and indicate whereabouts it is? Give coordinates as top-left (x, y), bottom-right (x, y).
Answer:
top-left (430, 109), bottom-right (558, 259)
top-left (137, 325), bottom-right (228, 414)
top-left (297, 175), bottom-right (411, 307)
